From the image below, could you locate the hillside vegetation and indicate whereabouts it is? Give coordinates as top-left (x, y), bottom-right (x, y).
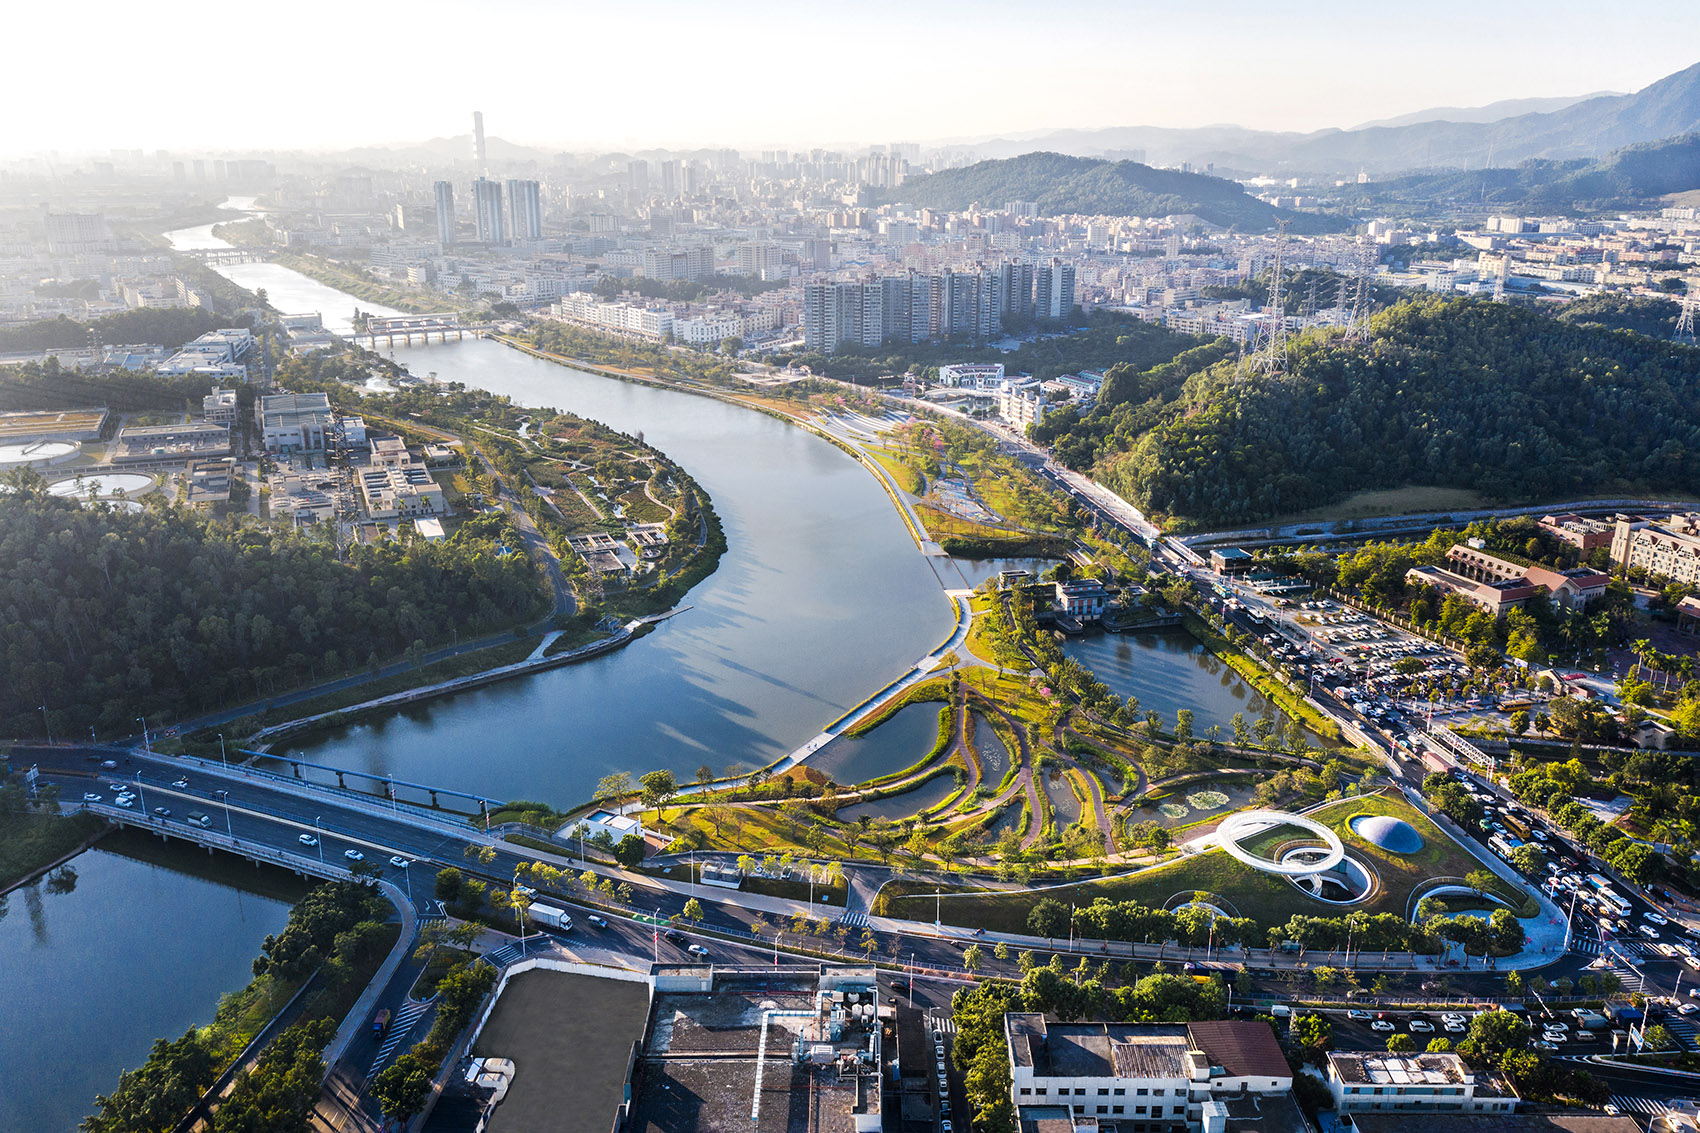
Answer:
top-left (1337, 133), bottom-right (1700, 216)
top-left (1032, 297), bottom-right (1700, 527)
top-left (0, 472), bottom-right (544, 736)
top-left (890, 152), bottom-right (1344, 232)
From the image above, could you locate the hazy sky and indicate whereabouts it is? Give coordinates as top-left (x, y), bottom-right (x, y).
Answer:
top-left (7, 0), bottom-right (1697, 155)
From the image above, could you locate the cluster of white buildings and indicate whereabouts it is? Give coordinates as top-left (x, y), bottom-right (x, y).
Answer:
top-left (927, 362), bottom-right (1104, 428)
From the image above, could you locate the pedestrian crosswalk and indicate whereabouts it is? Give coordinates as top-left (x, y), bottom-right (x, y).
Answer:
top-left (1610, 1095), bottom-right (1670, 1116)
top-left (367, 998), bottom-right (431, 1079)
top-left (839, 910), bottom-right (870, 928)
top-left (1571, 938), bottom-right (1645, 959)
top-left (485, 940), bottom-right (527, 968)
top-left (928, 1013), bottom-right (957, 1036)
top-left (1663, 1017), bottom-right (1698, 1050)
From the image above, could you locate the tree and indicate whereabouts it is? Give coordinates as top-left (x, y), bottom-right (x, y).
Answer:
top-left (1386, 1033), bottom-right (1416, 1053)
top-left (371, 1050), bottom-right (434, 1124)
top-left (963, 943), bottom-right (984, 972)
top-left (1292, 1014), bottom-right (1332, 1049)
top-left (1174, 709), bottom-right (1194, 744)
top-left (83, 1028), bottom-right (218, 1133)
top-left (612, 833), bottom-right (646, 868)
top-left (1426, 1037), bottom-right (1453, 1053)
top-left (1028, 899), bottom-right (1070, 946)
top-left (210, 1017), bottom-right (334, 1133)
top-left (683, 897), bottom-right (704, 923)
top-left (1466, 1009), bottom-right (1530, 1060)
top-left (639, 769), bottom-right (679, 822)
top-left (593, 772), bottom-right (633, 804)
top-left (1464, 869), bottom-right (1497, 896)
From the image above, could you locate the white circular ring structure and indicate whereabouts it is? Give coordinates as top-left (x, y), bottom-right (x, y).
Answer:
top-left (1216, 809), bottom-right (1345, 876)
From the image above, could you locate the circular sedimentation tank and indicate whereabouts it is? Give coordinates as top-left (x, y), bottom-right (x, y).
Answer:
top-left (48, 472), bottom-right (155, 497)
top-left (1349, 813), bottom-right (1424, 853)
top-left (0, 440), bottom-right (79, 469)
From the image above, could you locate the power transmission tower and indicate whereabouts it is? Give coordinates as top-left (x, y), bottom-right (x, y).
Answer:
top-left (1252, 219), bottom-right (1290, 376)
top-left (1346, 243), bottom-right (1377, 342)
top-left (1676, 279), bottom-right (1698, 345)
top-left (1492, 254), bottom-right (1509, 304)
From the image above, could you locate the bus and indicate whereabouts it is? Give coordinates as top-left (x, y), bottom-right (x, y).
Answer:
top-left (1587, 873), bottom-right (1614, 892)
top-left (1597, 888), bottom-right (1631, 915)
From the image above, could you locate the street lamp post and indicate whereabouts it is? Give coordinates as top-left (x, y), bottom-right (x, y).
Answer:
top-left (218, 733), bottom-right (227, 767)
top-left (314, 817), bottom-right (324, 864)
top-left (137, 717), bottom-right (151, 755)
top-left (40, 703), bottom-right (52, 745)
top-left (216, 790), bottom-right (233, 838)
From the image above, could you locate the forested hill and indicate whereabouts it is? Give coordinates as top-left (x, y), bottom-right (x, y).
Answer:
top-left (0, 473), bottom-right (544, 737)
top-left (890, 152), bottom-right (1344, 232)
top-left (1031, 297), bottom-right (1700, 527)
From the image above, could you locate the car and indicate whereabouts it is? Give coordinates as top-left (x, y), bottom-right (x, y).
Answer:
top-left (937, 1060), bottom-right (947, 1073)
top-left (942, 1122), bottom-right (953, 1133)
top-left (1445, 1021), bottom-right (1466, 1033)
top-left (1689, 988), bottom-right (1700, 999)
top-left (298, 833), bottom-right (319, 847)
top-left (1680, 1003), bottom-right (1700, 1016)
top-left (1603, 1105), bottom-right (1621, 1117)
top-left (1638, 924), bottom-right (1661, 940)
top-left (1534, 1040), bottom-right (1560, 1052)
top-left (114, 796), bottom-right (135, 807)
top-left (152, 806), bottom-right (171, 817)
top-left (937, 1074), bottom-right (947, 1091)
top-left (343, 849), bottom-right (364, 862)
top-left (1645, 911), bottom-right (1669, 925)
top-left (932, 1029), bottom-right (944, 1044)
top-left (686, 943), bottom-right (710, 957)
top-left (941, 1100), bottom-right (950, 1117)
top-left (1370, 1020), bottom-right (1395, 1032)
top-left (1409, 1019), bottom-right (1435, 1032)
top-left (587, 914), bottom-right (608, 929)
top-left (171, 779), bottom-right (189, 789)
top-left (1347, 1010), bottom-right (1371, 1020)
top-left (663, 930), bottom-right (687, 947)
top-left (82, 792), bottom-right (101, 802)
top-left (1571, 1030), bottom-right (1597, 1040)
top-left (100, 759), bottom-right (117, 770)
top-left (389, 856), bottom-right (411, 868)
top-left (107, 783), bottom-right (127, 794)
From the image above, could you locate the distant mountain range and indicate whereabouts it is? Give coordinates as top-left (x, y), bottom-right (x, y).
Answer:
top-left (1334, 132), bottom-right (1700, 216)
top-left (888, 152), bottom-right (1346, 231)
top-left (964, 62), bottom-right (1700, 176)
top-left (1349, 91), bottom-right (1620, 131)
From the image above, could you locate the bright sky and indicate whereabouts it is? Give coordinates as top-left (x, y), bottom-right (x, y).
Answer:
top-left (5, 0), bottom-right (1696, 155)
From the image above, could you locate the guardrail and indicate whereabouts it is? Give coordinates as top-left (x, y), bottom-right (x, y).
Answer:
top-left (79, 800), bottom-right (361, 882)
top-left (154, 750), bottom-right (480, 834)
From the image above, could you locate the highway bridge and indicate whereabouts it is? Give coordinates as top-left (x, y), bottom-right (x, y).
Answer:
top-left (350, 314), bottom-right (497, 348)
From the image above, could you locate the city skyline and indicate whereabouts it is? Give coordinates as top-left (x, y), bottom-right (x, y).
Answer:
top-left (3, 0), bottom-right (1696, 156)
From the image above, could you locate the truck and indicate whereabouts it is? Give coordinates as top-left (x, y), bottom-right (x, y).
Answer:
top-left (526, 903), bottom-right (572, 932)
top-left (372, 1009), bottom-right (390, 1039)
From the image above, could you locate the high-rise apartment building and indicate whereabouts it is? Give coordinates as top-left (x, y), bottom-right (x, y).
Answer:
top-left (472, 178), bottom-right (506, 244)
top-left (1036, 257), bottom-right (1076, 320)
top-left (506, 179), bottom-right (542, 241)
top-left (433, 181), bottom-right (455, 249)
top-left (659, 160), bottom-right (678, 197)
top-left (803, 280), bottom-right (883, 354)
top-left (628, 160), bottom-right (649, 197)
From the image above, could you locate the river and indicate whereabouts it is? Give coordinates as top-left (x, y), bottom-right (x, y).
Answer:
top-left (166, 208), bottom-right (1274, 805)
top-left (0, 836), bottom-right (300, 1131)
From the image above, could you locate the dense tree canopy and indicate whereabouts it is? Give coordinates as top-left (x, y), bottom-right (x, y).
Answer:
top-left (0, 471), bottom-right (543, 736)
top-left (1039, 297), bottom-right (1700, 525)
top-left (0, 307), bottom-right (248, 353)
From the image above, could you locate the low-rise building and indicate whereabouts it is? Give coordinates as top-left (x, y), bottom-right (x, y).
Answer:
top-left (185, 460), bottom-right (232, 506)
top-left (1427, 544), bottom-right (1609, 613)
top-left (1404, 564), bottom-right (1541, 617)
top-left (1211, 548), bottom-right (1255, 575)
top-left (1005, 1016), bottom-right (1294, 1131)
top-left (359, 465), bottom-right (446, 520)
top-left (1325, 1051), bottom-right (1516, 1116)
top-left (1056, 580), bottom-right (1111, 621)
top-left (202, 388), bottom-right (239, 426)
top-left (259, 392), bottom-right (334, 453)
top-left (112, 423), bottom-right (231, 464)
top-left (1538, 513), bottom-right (1612, 553)
top-left (270, 474), bottom-right (337, 525)
top-left (370, 435), bottom-right (412, 468)
top-left (1612, 513), bottom-right (1700, 586)
top-left (939, 362), bottom-right (1006, 390)
top-left (999, 380), bottom-right (1049, 427)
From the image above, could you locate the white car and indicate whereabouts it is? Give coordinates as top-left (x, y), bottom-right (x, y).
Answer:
top-left (389, 856), bottom-right (411, 868)
top-left (1444, 1021), bottom-right (1466, 1033)
top-left (82, 792), bottom-right (102, 802)
top-left (1680, 1003), bottom-right (1700, 1016)
top-left (686, 943), bottom-right (710, 958)
top-left (1441, 1013), bottom-right (1467, 1024)
top-left (172, 779), bottom-right (189, 789)
top-left (1638, 923), bottom-right (1661, 940)
top-left (298, 834), bottom-right (319, 847)
top-left (1409, 1019), bottom-right (1434, 1033)
top-left (1370, 1020), bottom-right (1395, 1032)
top-left (1604, 1105), bottom-right (1621, 1117)
top-left (114, 796), bottom-right (135, 808)
top-left (1644, 911), bottom-right (1669, 925)
top-left (343, 849), bottom-right (364, 862)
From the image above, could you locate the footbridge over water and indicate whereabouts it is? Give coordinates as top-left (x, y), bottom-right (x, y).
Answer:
top-left (352, 314), bottom-right (496, 348)
top-left (182, 247), bottom-right (275, 265)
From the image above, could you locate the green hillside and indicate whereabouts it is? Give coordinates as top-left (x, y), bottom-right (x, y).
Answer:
top-left (890, 152), bottom-right (1345, 232)
top-left (1031, 297), bottom-right (1700, 527)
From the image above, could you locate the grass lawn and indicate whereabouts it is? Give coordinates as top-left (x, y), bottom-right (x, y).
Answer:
top-left (866, 446), bottom-right (927, 495)
top-left (1269, 485), bottom-right (1488, 526)
top-left (0, 810), bottom-right (107, 891)
top-left (878, 790), bottom-right (1521, 933)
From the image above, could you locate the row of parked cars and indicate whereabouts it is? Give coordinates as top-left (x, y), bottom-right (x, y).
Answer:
top-left (1349, 1009), bottom-right (1472, 1035)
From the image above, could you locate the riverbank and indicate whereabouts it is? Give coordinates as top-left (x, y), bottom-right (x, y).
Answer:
top-left (1180, 610), bottom-right (1343, 742)
top-left (272, 252), bottom-right (445, 314)
top-left (0, 810), bottom-right (107, 894)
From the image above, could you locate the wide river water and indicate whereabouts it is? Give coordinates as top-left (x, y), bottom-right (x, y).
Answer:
top-left (167, 207), bottom-right (1290, 803)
